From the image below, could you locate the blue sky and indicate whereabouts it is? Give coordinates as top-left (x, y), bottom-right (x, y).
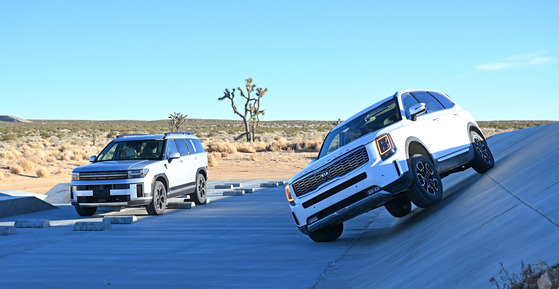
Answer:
top-left (1, 1), bottom-right (558, 121)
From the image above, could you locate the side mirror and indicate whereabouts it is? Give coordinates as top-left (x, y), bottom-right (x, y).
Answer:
top-left (409, 103), bottom-right (427, 121)
top-left (168, 152), bottom-right (180, 162)
top-left (89, 155), bottom-right (96, 162)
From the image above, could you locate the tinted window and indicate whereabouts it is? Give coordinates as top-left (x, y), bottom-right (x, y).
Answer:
top-left (185, 139), bottom-right (195, 153)
top-left (175, 139), bottom-right (190, 156)
top-left (96, 140), bottom-right (163, 161)
top-left (428, 91), bottom-right (455, 109)
top-left (401, 93), bottom-right (420, 120)
top-left (188, 139), bottom-right (205, 154)
top-left (165, 139), bottom-right (178, 158)
top-left (410, 91), bottom-right (444, 112)
top-left (318, 99), bottom-right (400, 159)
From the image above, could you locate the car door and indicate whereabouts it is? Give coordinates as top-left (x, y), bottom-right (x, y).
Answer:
top-left (164, 139), bottom-right (188, 193)
top-left (411, 91), bottom-right (462, 160)
top-left (176, 138), bottom-right (197, 186)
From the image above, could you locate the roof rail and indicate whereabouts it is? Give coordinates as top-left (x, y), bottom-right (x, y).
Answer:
top-left (164, 132), bottom-right (194, 138)
top-left (116, 134), bottom-right (149, 138)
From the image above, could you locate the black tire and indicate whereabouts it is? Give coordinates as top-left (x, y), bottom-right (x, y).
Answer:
top-left (407, 155), bottom-right (443, 208)
top-left (146, 181), bottom-right (167, 215)
top-left (469, 130), bottom-right (495, 174)
top-left (190, 173), bottom-right (207, 205)
top-left (75, 206), bottom-right (97, 217)
top-left (384, 195), bottom-right (412, 218)
top-left (308, 223), bottom-right (343, 242)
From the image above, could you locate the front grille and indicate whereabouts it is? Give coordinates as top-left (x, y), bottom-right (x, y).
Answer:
top-left (78, 195), bottom-right (130, 203)
top-left (79, 171), bottom-right (128, 180)
top-left (76, 184), bottom-right (130, 191)
top-left (292, 146), bottom-right (369, 197)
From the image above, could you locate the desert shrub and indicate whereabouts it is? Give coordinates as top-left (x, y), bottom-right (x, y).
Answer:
top-left (18, 158), bottom-right (35, 172)
top-left (266, 139), bottom-right (288, 151)
top-left (208, 142), bottom-right (237, 154)
top-left (235, 143), bottom-right (256, 153)
top-left (36, 167), bottom-right (49, 178)
top-left (251, 142), bottom-right (268, 152)
top-left (490, 261), bottom-right (559, 289)
top-left (208, 153), bottom-right (219, 167)
top-left (221, 152), bottom-right (229, 158)
top-left (0, 150), bottom-right (15, 160)
top-left (10, 165), bottom-right (23, 175)
top-left (1, 134), bottom-right (17, 141)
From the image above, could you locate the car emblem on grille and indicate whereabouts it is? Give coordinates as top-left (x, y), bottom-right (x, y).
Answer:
top-left (320, 171), bottom-right (330, 180)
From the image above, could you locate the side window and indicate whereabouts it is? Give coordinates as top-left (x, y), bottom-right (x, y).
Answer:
top-left (410, 91), bottom-right (444, 112)
top-left (175, 139), bottom-right (190, 156)
top-left (188, 139), bottom-right (205, 154)
top-left (185, 139), bottom-right (195, 153)
top-left (401, 93), bottom-right (420, 120)
top-left (428, 91), bottom-right (455, 109)
top-left (165, 139), bottom-right (178, 158)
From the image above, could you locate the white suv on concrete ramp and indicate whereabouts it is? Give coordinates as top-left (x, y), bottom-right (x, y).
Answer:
top-left (70, 132), bottom-right (208, 216)
top-left (285, 90), bottom-right (495, 242)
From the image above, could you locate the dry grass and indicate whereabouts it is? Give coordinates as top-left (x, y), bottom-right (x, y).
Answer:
top-left (18, 158), bottom-right (35, 172)
top-left (36, 167), bottom-right (49, 178)
top-left (207, 153), bottom-right (219, 167)
top-left (9, 164), bottom-right (23, 175)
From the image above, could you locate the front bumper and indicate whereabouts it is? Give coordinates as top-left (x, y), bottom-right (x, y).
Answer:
top-left (70, 180), bottom-right (153, 207)
top-left (296, 170), bottom-right (412, 235)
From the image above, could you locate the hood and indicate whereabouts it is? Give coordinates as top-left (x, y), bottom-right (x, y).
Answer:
top-left (72, 160), bottom-right (158, 173)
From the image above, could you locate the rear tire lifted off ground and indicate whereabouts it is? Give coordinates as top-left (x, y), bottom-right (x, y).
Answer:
top-left (308, 223), bottom-right (344, 242)
top-left (384, 195), bottom-right (412, 218)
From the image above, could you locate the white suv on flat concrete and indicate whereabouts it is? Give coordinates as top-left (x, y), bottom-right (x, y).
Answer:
top-left (70, 132), bottom-right (208, 216)
top-left (285, 89), bottom-right (495, 242)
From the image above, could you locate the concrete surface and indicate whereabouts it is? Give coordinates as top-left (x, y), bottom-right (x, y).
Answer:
top-left (0, 123), bottom-right (558, 288)
top-left (0, 191), bottom-right (56, 218)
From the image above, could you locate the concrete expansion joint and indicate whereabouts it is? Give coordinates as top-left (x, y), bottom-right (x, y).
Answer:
top-left (485, 174), bottom-right (559, 228)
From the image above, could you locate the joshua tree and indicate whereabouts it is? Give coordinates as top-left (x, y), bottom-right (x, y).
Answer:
top-left (218, 78), bottom-right (267, 142)
top-left (168, 112), bottom-right (187, 131)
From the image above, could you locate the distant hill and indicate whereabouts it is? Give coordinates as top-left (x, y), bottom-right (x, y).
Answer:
top-left (0, 115), bottom-right (32, 123)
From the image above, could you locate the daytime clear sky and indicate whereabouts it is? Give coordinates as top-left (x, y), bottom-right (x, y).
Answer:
top-left (1, 1), bottom-right (558, 121)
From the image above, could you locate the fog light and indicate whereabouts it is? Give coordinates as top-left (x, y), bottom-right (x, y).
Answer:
top-left (367, 186), bottom-right (381, 195)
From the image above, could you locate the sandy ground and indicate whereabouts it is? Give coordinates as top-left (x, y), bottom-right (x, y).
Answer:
top-left (0, 151), bottom-right (316, 194)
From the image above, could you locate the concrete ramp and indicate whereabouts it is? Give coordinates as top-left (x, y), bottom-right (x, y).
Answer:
top-left (314, 122), bottom-right (559, 288)
top-left (0, 191), bottom-right (57, 218)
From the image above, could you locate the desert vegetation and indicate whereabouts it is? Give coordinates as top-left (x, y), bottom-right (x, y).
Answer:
top-left (0, 119), bottom-right (555, 187)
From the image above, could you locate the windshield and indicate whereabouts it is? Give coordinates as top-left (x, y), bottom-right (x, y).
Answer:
top-left (318, 98), bottom-right (400, 159)
top-left (96, 140), bottom-right (164, 162)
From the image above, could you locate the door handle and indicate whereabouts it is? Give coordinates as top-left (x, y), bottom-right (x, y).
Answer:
top-left (433, 118), bottom-right (440, 122)
top-left (454, 113), bottom-right (460, 117)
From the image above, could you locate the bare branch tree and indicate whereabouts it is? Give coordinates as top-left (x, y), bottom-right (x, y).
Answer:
top-left (218, 78), bottom-right (267, 142)
top-left (168, 112), bottom-right (187, 131)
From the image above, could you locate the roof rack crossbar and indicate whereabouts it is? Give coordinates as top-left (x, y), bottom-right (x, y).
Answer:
top-left (164, 131), bottom-right (194, 138)
top-left (116, 134), bottom-right (149, 138)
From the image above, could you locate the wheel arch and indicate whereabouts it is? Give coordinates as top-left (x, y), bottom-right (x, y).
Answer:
top-left (468, 123), bottom-right (487, 141)
top-left (196, 167), bottom-right (207, 180)
top-left (405, 137), bottom-right (434, 163)
top-left (152, 173), bottom-right (169, 192)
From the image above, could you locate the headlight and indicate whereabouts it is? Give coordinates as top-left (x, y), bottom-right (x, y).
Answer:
top-left (128, 169), bottom-right (149, 179)
top-left (375, 134), bottom-right (396, 160)
top-left (285, 185), bottom-right (294, 203)
top-left (72, 172), bottom-right (80, 181)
